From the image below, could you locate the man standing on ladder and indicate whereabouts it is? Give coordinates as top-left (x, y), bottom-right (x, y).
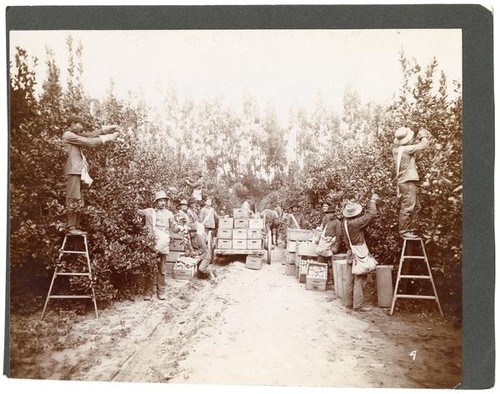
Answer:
top-left (393, 127), bottom-right (433, 238)
top-left (62, 114), bottom-right (121, 236)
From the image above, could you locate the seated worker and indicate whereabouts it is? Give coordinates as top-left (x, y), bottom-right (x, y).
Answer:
top-left (186, 224), bottom-right (216, 280)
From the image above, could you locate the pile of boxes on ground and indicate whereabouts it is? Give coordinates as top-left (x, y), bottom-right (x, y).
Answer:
top-left (286, 228), bottom-right (351, 301)
top-left (217, 208), bottom-right (266, 270)
top-left (164, 232), bottom-right (198, 280)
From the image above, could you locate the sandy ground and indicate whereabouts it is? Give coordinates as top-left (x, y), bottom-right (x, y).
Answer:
top-left (8, 246), bottom-right (462, 389)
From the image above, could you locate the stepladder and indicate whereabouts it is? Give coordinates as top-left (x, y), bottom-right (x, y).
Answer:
top-left (390, 237), bottom-right (443, 317)
top-left (41, 233), bottom-right (98, 319)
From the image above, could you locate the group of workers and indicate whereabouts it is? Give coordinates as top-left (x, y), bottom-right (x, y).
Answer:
top-left (61, 113), bottom-right (433, 309)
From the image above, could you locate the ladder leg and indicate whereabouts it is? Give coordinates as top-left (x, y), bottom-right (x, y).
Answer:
top-left (41, 269), bottom-right (58, 320)
top-left (390, 239), bottom-right (407, 315)
top-left (83, 235), bottom-right (98, 318)
top-left (420, 239), bottom-right (444, 317)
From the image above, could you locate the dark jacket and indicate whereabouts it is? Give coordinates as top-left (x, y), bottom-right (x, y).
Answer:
top-left (340, 200), bottom-right (377, 247)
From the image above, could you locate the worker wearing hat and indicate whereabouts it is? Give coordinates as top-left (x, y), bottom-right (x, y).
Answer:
top-left (393, 127), bottom-right (432, 239)
top-left (340, 193), bottom-right (380, 312)
top-left (318, 204), bottom-right (343, 285)
top-left (186, 196), bottom-right (199, 223)
top-left (176, 198), bottom-right (190, 224)
top-left (62, 114), bottom-right (122, 235)
top-left (138, 190), bottom-right (182, 300)
top-left (186, 223), bottom-right (216, 280)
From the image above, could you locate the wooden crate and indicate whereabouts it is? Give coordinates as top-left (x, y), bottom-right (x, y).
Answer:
top-left (287, 229), bottom-right (314, 242)
top-left (333, 259), bottom-right (352, 302)
top-left (247, 229), bottom-right (262, 240)
top-left (173, 265), bottom-right (195, 280)
top-left (232, 229), bottom-right (248, 240)
top-left (246, 255), bottom-right (262, 270)
top-left (299, 256), bottom-right (317, 283)
top-left (219, 218), bottom-right (234, 229)
top-left (285, 263), bottom-right (295, 276)
top-left (306, 260), bottom-right (328, 290)
top-left (217, 239), bottom-right (232, 249)
top-left (233, 208), bottom-right (249, 219)
top-left (248, 218), bottom-right (264, 229)
top-left (234, 218), bottom-right (249, 229)
top-left (247, 239), bottom-right (262, 250)
top-left (296, 241), bottom-right (318, 257)
top-left (174, 257), bottom-right (198, 280)
top-left (232, 239), bottom-right (248, 250)
top-left (170, 231), bottom-right (184, 240)
top-left (217, 228), bottom-right (232, 239)
top-left (169, 238), bottom-right (184, 252)
top-left (287, 241), bottom-right (297, 253)
top-left (165, 251), bottom-right (184, 263)
top-left (307, 262), bottom-right (328, 279)
top-left (305, 277), bottom-right (327, 291)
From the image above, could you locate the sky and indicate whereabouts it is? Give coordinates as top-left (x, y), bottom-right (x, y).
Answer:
top-left (9, 29), bottom-right (462, 124)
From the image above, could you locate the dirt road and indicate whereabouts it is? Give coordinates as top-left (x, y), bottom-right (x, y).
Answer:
top-left (10, 246), bottom-right (462, 388)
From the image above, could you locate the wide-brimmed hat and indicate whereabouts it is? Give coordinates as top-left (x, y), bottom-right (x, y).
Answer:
top-left (342, 202), bottom-right (363, 218)
top-left (394, 127), bottom-right (415, 145)
top-left (188, 197), bottom-right (197, 204)
top-left (178, 199), bottom-right (188, 207)
top-left (67, 114), bottom-right (85, 125)
top-left (154, 190), bottom-right (169, 202)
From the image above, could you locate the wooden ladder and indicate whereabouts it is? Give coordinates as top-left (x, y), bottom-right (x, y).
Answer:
top-left (41, 233), bottom-right (98, 319)
top-left (390, 237), bottom-right (443, 317)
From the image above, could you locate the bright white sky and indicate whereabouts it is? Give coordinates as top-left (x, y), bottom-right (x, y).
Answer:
top-left (10, 29), bottom-right (461, 123)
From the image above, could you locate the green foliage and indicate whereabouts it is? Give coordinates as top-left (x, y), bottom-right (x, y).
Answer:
top-left (9, 44), bottom-right (462, 318)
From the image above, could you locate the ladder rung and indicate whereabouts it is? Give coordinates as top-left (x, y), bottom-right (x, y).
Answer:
top-left (55, 272), bottom-right (91, 276)
top-left (402, 256), bottom-right (426, 259)
top-left (49, 295), bottom-right (93, 299)
top-left (59, 250), bottom-right (88, 255)
top-left (399, 275), bottom-right (431, 279)
top-left (396, 294), bottom-right (437, 300)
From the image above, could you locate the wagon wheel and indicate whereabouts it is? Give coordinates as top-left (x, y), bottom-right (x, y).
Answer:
top-left (266, 229), bottom-right (272, 265)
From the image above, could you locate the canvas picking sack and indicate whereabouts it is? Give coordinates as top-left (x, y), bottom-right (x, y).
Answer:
top-left (316, 227), bottom-right (335, 257)
top-left (152, 210), bottom-right (170, 254)
top-left (343, 220), bottom-right (378, 275)
top-left (80, 154), bottom-right (93, 186)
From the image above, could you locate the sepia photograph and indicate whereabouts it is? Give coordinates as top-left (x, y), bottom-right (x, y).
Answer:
top-left (3, 4), bottom-right (495, 393)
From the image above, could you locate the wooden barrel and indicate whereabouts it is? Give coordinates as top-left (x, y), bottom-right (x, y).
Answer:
top-left (376, 265), bottom-right (393, 307)
top-left (333, 254), bottom-right (351, 303)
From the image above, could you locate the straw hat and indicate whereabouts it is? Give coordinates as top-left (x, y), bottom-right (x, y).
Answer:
top-left (394, 127), bottom-right (415, 145)
top-left (154, 190), bottom-right (169, 202)
top-left (178, 199), bottom-right (188, 207)
top-left (342, 202), bottom-right (363, 218)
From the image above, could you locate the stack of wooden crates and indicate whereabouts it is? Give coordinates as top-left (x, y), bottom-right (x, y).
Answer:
top-left (296, 241), bottom-right (321, 286)
top-left (286, 229), bottom-right (312, 276)
top-left (165, 231), bottom-right (197, 280)
top-left (217, 208), bottom-right (265, 270)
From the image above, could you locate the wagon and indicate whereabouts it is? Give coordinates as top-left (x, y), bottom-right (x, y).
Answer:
top-left (207, 228), bottom-right (272, 265)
